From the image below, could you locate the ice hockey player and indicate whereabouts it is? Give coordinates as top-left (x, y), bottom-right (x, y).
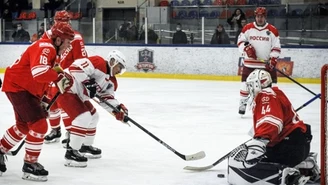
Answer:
top-left (0, 22), bottom-right (74, 181)
top-left (237, 7), bottom-right (281, 115)
top-left (227, 69), bottom-right (320, 185)
top-left (42, 10), bottom-right (88, 145)
top-left (55, 50), bottom-right (129, 167)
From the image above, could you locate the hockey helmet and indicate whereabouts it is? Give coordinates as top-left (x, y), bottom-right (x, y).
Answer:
top-left (54, 10), bottom-right (71, 23)
top-left (254, 7), bottom-right (267, 16)
top-left (51, 22), bottom-right (75, 41)
top-left (246, 69), bottom-right (272, 98)
top-left (106, 50), bottom-right (127, 76)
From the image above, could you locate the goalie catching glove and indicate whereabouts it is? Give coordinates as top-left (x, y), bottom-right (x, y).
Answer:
top-left (230, 138), bottom-right (268, 167)
top-left (113, 104), bottom-right (129, 123)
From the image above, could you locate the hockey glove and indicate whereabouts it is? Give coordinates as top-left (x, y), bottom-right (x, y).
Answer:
top-left (82, 78), bottom-right (98, 98)
top-left (40, 95), bottom-right (52, 117)
top-left (113, 104), bottom-right (129, 123)
top-left (244, 138), bottom-right (268, 164)
top-left (54, 72), bottom-right (73, 94)
top-left (265, 57), bottom-right (277, 71)
top-left (244, 42), bottom-right (257, 59)
top-left (53, 65), bottom-right (63, 73)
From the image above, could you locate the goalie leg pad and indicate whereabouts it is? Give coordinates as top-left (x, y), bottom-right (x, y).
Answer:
top-left (228, 161), bottom-right (310, 185)
top-left (228, 161), bottom-right (286, 185)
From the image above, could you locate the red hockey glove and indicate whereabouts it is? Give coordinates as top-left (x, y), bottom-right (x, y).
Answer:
top-left (82, 78), bottom-right (98, 98)
top-left (54, 72), bottom-right (73, 94)
top-left (244, 42), bottom-right (257, 59)
top-left (40, 95), bottom-right (52, 117)
top-left (113, 104), bottom-right (129, 123)
top-left (265, 57), bottom-right (277, 71)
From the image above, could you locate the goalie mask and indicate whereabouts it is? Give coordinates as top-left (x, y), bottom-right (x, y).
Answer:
top-left (106, 50), bottom-right (127, 76)
top-left (246, 69), bottom-right (272, 99)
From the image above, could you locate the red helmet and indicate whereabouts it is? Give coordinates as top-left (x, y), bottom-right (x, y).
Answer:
top-left (54, 10), bottom-right (70, 23)
top-left (51, 22), bottom-right (75, 40)
top-left (254, 7), bottom-right (267, 16)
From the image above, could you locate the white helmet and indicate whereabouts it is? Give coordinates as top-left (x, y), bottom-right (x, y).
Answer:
top-left (246, 69), bottom-right (272, 98)
top-left (106, 50), bottom-right (127, 76)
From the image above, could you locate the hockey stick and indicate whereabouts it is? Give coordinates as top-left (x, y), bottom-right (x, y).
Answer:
top-left (295, 93), bottom-right (321, 112)
top-left (255, 59), bottom-right (320, 98)
top-left (6, 92), bottom-right (61, 156)
top-left (183, 99), bottom-right (310, 171)
top-left (183, 140), bottom-right (250, 171)
top-left (274, 68), bottom-right (319, 97)
top-left (95, 94), bottom-right (206, 161)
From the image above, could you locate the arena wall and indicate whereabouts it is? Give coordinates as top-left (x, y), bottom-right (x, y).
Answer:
top-left (0, 44), bottom-right (326, 83)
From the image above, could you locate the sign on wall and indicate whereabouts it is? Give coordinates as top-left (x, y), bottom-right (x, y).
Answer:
top-left (237, 57), bottom-right (294, 77)
top-left (135, 48), bottom-right (156, 72)
top-left (276, 57), bottom-right (294, 77)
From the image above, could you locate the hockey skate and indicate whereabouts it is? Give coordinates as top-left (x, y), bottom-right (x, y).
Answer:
top-left (79, 144), bottom-right (102, 159)
top-left (0, 150), bottom-right (7, 176)
top-left (238, 99), bottom-right (247, 115)
top-left (281, 167), bottom-right (310, 185)
top-left (22, 161), bottom-right (48, 181)
top-left (61, 131), bottom-right (69, 148)
top-left (65, 148), bottom-right (88, 167)
top-left (44, 127), bottom-right (61, 144)
top-left (295, 152), bottom-right (321, 183)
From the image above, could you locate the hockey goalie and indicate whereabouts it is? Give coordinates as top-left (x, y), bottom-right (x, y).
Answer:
top-left (227, 69), bottom-right (320, 185)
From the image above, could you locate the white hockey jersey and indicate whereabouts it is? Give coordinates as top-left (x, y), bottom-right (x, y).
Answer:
top-left (66, 55), bottom-right (120, 112)
top-left (237, 22), bottom-right (281, 68)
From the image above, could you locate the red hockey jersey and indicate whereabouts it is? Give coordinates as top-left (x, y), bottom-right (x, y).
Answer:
top-left (41, 30), bottom-right (87, 69)
top-left (2, 39), bottom-right (59, 98)
top-left (252, 86), bottom-right (307, 147)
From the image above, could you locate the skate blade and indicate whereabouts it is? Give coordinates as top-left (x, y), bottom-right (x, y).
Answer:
top-left (64, 160), bottom-right (87, 168)
top-left (82, 153), bottom-right (102, 159)
top-left (22, 172), bottom-right (47, 182)
top-left (298, 176), bottom-right (310, 185)
top-left (0, 171), bottom-right (3, 176)
top-left (44, 138), bottom-right (60, 144)
top-left (62, 143), bottom-right (67, 149)
top-left (61, 141), bottom-right (68, 148)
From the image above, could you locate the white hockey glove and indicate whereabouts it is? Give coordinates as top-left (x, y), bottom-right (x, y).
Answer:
top-left (230, 138), bottom-right (268, 166)
top-left (244, 138), bottom-right (268, 163)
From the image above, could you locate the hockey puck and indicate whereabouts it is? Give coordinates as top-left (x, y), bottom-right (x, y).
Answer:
top-left (217, 174), bottom-right (225, 178)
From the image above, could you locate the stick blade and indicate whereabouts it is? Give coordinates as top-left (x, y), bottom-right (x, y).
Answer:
top-left (184, 151), bottom-right (206, 161)
top-left (183, 164), bottom-right (214, 171)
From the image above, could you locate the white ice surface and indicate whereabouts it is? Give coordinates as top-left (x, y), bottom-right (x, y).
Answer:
top-left (0, 76), bottom-right (321, 185)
